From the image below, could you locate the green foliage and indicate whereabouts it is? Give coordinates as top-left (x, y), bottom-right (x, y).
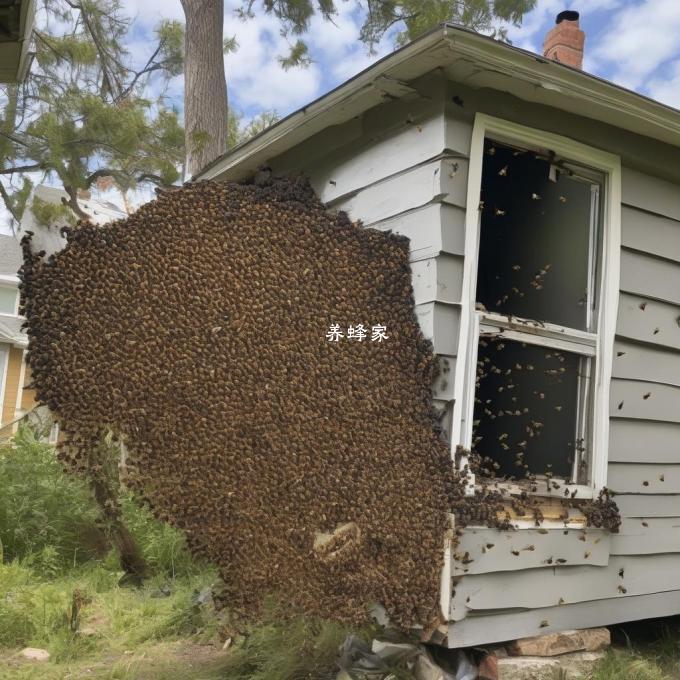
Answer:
top-left (249, 0), bottom-right (536, 65)
top-left (222, 602), bottom-right (356, 680)
top-left (120, 494), bottom-right (201, 580)
top-left (388, 0), bottom-right (538, 46)
top-left (278, 39), bottom-right (312, 69)
top-left (227, 109), bottom-right (280, 148)
top-left (590, 651), bottom-right (669, 680)
top-left (29, 195), bottom-right (76, 227)
top-left (0, 559), bottom-right (217, 660)
top-left (0, 426), bottom-right (199, 582)
top-left (0, 0), bottom-right (184, 225)
top-left (0, 427), bottom-right (104, 573)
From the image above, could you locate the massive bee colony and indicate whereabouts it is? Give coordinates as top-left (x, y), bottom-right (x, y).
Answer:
top-left (19, 176), bottom-right (462, 628)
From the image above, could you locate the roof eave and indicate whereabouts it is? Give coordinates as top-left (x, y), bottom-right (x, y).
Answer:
top-left (195, 24), bottom-right (680, 183)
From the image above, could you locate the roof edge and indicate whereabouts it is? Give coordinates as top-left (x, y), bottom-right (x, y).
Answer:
top-left (195, 23), bottom-right (680, 183)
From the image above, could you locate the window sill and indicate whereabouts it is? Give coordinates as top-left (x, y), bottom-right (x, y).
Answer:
top-left (475, 475), bottom-right (596, 500)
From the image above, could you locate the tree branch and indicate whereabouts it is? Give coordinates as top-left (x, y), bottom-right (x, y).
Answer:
top-left (62, 185), bottom-right (90, 220)
top-left (0, 163), bottom-right (44, 175)
top-left (0, 181), bottom-right (21, 223)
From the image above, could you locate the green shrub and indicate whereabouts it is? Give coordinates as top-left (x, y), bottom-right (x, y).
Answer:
top-left (222, 603), bottom-right (360, 680)
top-left (0, 426), bottom-right (199, 581)
top-left (0, 427), bottom-right (106, 572)
top-left (120, 494), bottom-right (200, 579)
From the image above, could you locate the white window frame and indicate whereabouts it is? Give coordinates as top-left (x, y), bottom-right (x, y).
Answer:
top-left (451, 114), bottom-right (621, 499)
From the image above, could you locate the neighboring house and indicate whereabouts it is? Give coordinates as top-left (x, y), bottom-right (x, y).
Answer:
top-left (196, 13), bottom-right (680, 646)
top-left (0, 184), bottom-right (125, 440)
top-left (17, 184), bottom-right (126, 257)
top-left (0, 0), bottom-right (35, 82)
top-left (0, 234), bottom-right (33, 438)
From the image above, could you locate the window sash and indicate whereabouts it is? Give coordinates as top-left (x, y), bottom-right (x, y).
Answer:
top-left (477, 311), bottom-right (597, 357)
top-left (453, 114), bottom-right (621, 502)
top-left (462, 311), bottom-right (595, 482)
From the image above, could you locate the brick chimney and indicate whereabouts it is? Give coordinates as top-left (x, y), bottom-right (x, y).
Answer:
top-left (543, 10), bottom-right (585, 69)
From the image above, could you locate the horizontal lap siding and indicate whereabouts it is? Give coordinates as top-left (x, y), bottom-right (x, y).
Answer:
top-left (288, 90), bottom-right (469, 455)
top-left (449, 165), bottom-right (680, 646)
top-left (449, 590), bottom-right (680, 648)
top-left (610, 169), bottom-right (680, 522)
top-left (451, 554), bottom-right (680, 621)
top-left (453, 527), bottom-right (610, 576)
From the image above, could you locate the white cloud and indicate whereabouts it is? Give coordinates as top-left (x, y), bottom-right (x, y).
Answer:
top-left (506, 0), bottom-right (623, 56)
top-left (223, 8), bottom-right (322, 112)
top-left (120, 0), bottom-right (183, 26)
top-left (647, 59), bottom-right (680, 109)
top-left (589, 0), bottom-right (680, 90)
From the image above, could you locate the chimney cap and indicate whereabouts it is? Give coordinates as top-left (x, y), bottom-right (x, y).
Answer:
top-left (556, 10), bottom-right (580, 24)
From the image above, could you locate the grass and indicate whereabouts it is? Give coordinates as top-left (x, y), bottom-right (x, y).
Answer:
top-left (0, 559), bottom-right (367, 680)
top-left (0, 428), bottom-right (367, 680)
top-left (587, 619), bottom-right (680, 680)
top-left (8, 427), bottom-right (680, 680)
top-left (0, 559), bottom-right (228, 679)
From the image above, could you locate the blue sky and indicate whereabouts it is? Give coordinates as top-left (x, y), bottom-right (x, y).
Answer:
top-left (123, 0), bottom-right (680, 123)
top-left (2, 0), bottom-right (679, 234)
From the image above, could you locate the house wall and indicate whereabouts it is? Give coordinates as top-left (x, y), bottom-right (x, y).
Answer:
top-left (444, 84), bottom-right (680, 647)
top-left (266, 71), bottom-right (680, 647)
top-left (0, 345), bottom-right (25, 438)
top-left (274, 71), bottom-right (467, 440)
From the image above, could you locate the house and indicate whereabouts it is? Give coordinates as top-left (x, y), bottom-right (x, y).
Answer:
top-left (0, 185), bottom-right (125, 440)
top-left (0, 234), bottom-right (33, 439)
top-left (195, 12), bottom-right (680, 647)
top-left (17, 184), bottom-right (127, 257)
top-left (0, 0), bottom-right (35, 83)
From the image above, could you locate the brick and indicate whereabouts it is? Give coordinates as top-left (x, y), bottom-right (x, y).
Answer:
top-left (508, 628), bottom-right (610, 657)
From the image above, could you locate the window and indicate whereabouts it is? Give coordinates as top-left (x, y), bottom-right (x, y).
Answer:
top-left (0, 285), bottom-right (18, 315)
top-left (453, 115), bottom-right (621, 498)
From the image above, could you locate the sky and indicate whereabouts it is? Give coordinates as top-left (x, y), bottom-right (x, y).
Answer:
top-left (3, 0), bottom-right (680, 234)
top-left (121, 0), bottom-right (680, 122)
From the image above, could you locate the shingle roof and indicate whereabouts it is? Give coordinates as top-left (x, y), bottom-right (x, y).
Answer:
top-left (0, 234), bottom-right (22, 278)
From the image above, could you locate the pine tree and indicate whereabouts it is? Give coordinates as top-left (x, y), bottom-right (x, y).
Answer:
top-left (0, 0), bottom-right (184, 227)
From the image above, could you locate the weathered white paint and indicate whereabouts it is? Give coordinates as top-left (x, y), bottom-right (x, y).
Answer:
top-left (613, 340), bottom-right (680, 387)
top-left (614, 494), bottom-right (680, 518)
top-left (622, 167), bottom-right (680, 222)
top-left (608, 464), bottom-right (680, 494)
top-left (622, 205), bottom-right (680, 263)
top-left (368, 203), bottom-right (464, 263)
top-left (451, 554), bottom-right (680, 620)
top-left (616, 292), bottom-right (680, 351)
top-left (610, 379), bottom-right (680, 422)
top-left (620, 248), bottom-right (680, 306)
top-left (612, 517), bottom-right (680, 554)
top-left (609, 419), bottom-right (680, 463)
top-left (414, 302), bottom-right (460, 356)
top-left (327, 157), bottom-right (468, 226)
top-left (448, 589), bottom-right (680, 648)
top-left (410, 255), bottom-right (464, 306)
top-left (453, 526), bottom-right (610, 576)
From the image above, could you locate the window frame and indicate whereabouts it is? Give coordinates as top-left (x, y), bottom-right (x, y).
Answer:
top-left (452, 114), bottom-right (621, 499)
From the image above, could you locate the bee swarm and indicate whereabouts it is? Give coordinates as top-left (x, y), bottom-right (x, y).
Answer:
top-left (19, 176), bottom-right (463, 629)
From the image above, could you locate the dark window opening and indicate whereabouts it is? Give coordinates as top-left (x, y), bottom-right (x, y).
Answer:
top-left (470, 138), bottom-right (602, 485)
top-left (476, 139), bottom-right (601, 332)
top-left (472, 337), bottom-right (588, 481)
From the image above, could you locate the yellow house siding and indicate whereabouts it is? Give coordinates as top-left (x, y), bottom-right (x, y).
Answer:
top-left (1, 346), bottom-right (24, 431)
top-left (21, 362), bottom-right (36, 412)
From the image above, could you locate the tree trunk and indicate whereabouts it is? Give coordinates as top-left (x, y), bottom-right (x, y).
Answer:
top-left (181, 0), bottom-right (228, 178)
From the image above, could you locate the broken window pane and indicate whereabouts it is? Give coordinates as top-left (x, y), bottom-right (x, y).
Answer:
top-left (471, 336), bottom-right (588, 481)
top-left (476, 139), bottom-right (600, 331)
